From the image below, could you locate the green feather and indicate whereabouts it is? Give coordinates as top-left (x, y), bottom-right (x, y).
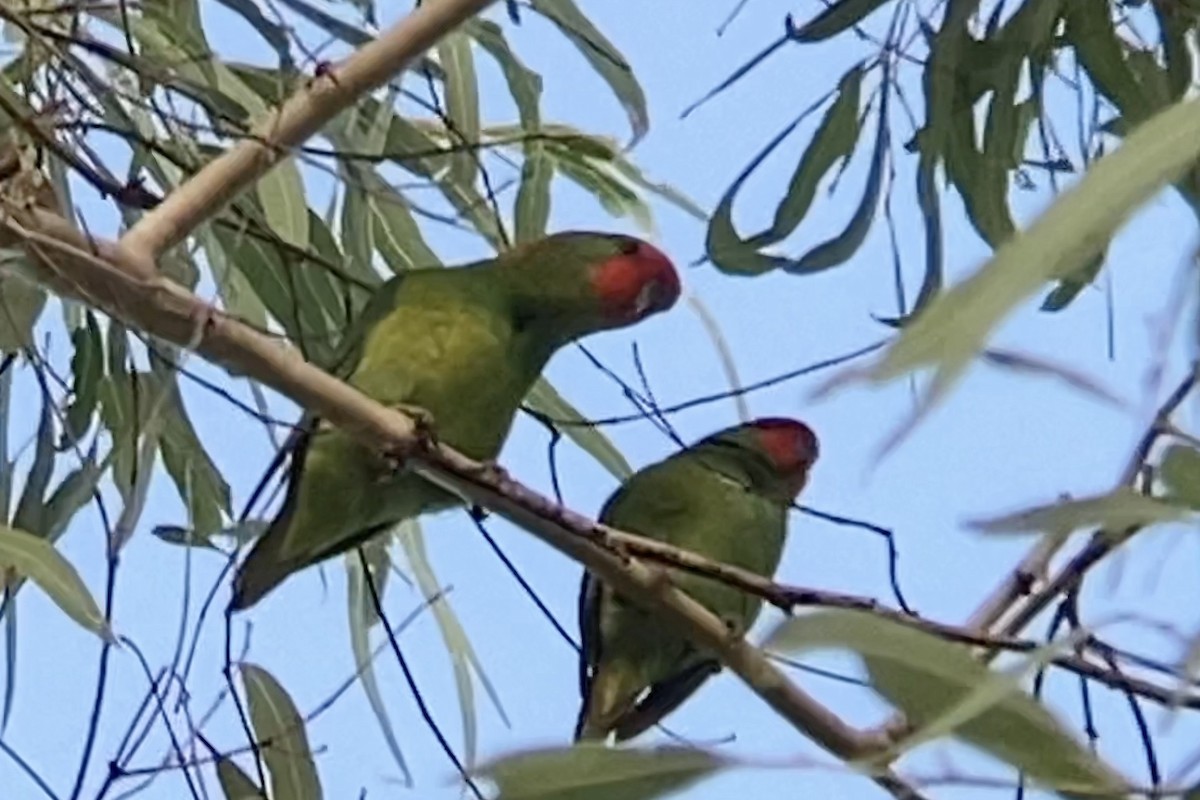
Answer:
top-left (231, 232), bottom-right (677, 611)
top-left (575, 424), bottom-right (800, 742)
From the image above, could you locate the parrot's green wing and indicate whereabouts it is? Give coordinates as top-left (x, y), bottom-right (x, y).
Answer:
top-left (324, 274), bottom-right (409, 381)
top-left (612, 660), bottom-right (720, 742)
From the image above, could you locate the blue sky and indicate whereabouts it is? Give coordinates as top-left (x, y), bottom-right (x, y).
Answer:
top-left (4, 1), bottom-right (1200, 799)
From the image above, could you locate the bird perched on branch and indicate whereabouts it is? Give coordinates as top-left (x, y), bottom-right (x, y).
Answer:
top-left (230, 232), bottom-right (680, 611)
top-left (574, 417), bottom-right (819, 742)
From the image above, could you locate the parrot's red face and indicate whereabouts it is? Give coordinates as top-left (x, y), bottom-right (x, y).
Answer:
top-left (590, 238), bottom-right (681, 323)
top-left (751, 417), bottom-right (820, 497)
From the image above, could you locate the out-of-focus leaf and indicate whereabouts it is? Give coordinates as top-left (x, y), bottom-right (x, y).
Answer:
top-left (149, 367), bottom-right (231, 536)
top-left (528, 0), bottom-right (649, 145)
top-left (152, 520), bottom-right (265, 551)
top-left (242, 662), bottom-right (322, 800)
top-left (0, 268), bottom-right (45, 352)
top-left (879, 154), bottom-right (942, 326)
top-left (475, 744), bottom-right (728, 800)
top-left (552, 148), bottom-right (651, 232)
top-left (967, 487), bottom-right (1188, 536)
top-left (0, 525), bottom-right (113, 642)
top-left (398, 519), bottom-right (508, 770)
top-left (12, 393), bottom-right (54, 536)
top-left (438, 31), bottom-right (481, 188)
top-left (687, 294), bottom-right (749, 423)
top-left (346, 541), bottom-right (412, 785)
top-left (64, 311), bottom-right (103, 442)
top-left (864, 97), bottom-right (1200, 434)
top-left (216, 755), bottom-right (265, 799)
top-left (515, 142), bottom-right (553, 243)
top-left (765, 610), bottom-right (1129, 797)
top-left (524, 380), bottom-right (632, 480)
top-left (1160, 444), bottom-right (1200, 509)
top-left (791, 0), bottom-right (891, 42)
top-left (609, 154), bottom-right (707, 222)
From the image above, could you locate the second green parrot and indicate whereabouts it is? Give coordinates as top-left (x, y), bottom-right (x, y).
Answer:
top-left (575, 417), bottom-right (819, 742)
top-left (230, 231), bottom-right (680, 611)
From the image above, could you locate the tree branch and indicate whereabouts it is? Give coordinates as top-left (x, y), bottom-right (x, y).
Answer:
top-left (117, 0), bottom-right (498, 265)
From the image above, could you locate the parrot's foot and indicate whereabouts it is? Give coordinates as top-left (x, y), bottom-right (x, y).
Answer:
top-left (378, 404), bottom-right (438, 481)
top-left (475, 459), bottom-right (511, 485)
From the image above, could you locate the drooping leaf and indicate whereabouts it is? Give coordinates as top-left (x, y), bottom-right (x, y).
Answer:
top-left (528, 0), bottom-right (649, 145)
top-left (864, 96), bottom-right (1200, 440)
top-left (397, 519), bottom-right (509, 770)
top-left (0, 525), bottom-right (112, 642)
top-left (790, 0), bottom-right (892, 42)
top-left (242, 662), bottom-right (322, 800)
top-left (967, 487), bottom-right (1188, 536)
top-left (515, 142), bottom-right (553, 243)
top-left (11, 392), bottom-right (55, 537)
top-left (215, 755), bottom-right (266, 800)
top-left (64, 311), bottom-right (103, 442)
top-left (258, 157), bottom-right (309, 250)
top-left (465, 18), bottom-right (543, 130)
top-left (524, 380), bottom-right (632, 481)
top-left (475, 744), bottom-right (728, 800)
top-left (765, 610), bottom-right (1128, 797)
top-left (438, 31), bottom-right (482, 189)
top-left (346, 542), bottom-right (412, 785)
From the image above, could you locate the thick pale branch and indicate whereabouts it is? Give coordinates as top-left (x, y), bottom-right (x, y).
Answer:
top-left (117, 0), bottom-right (497, 264)
top-left (4, 208), bottom-right (926, 800)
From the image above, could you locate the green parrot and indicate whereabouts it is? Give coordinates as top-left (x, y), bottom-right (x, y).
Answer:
top-left (574, 417), bottom-right (820, 742)
top-left (230, 231), bottom-right (680, 611)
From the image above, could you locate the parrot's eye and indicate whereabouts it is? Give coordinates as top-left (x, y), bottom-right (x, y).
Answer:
top-left (617, 238), bottom-right (641, 256)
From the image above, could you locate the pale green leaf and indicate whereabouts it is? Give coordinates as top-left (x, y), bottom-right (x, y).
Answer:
top-left (765, 610), bottom-right (1128, 797)
top-left (0, 525), bottom-right (113, 642)
top-left (524, 380), bottom-right (632, 481)
top-left (345, 540), bottom-right (412, 785)
top-left (215, 756), bottom-right (265, 799)
top-left (476, 744), bottom-right (727, 800)
top-left (397, 519), bottom-right (509, 770)
top-left (258, 158), bottom-right (309, 249)
top-left (968, 487), bottom-right (1188, 536)
top-left (867, 97), bottom-right (1200, 436)
top-left (515, 142), bottom-right (553, 243)
top-left (528, 0), bottom-right (649, 145)
top-left (0, 266), bottom-right (46, 352)
top-left (242, 662), bottom-right (322, 800)
top-left (438, 31), bottom-right (481, 188)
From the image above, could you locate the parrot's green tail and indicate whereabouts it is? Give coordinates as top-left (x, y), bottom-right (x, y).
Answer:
top-left (229, 505), bottom-right (299, 612)
top-left (573, 667), bottom-right (634, 743)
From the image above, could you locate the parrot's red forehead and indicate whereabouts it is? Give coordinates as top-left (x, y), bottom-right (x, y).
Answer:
top-left (751, 417), bottom-right (819, 473)
top-left (591, 238), bottom-right (681, 321)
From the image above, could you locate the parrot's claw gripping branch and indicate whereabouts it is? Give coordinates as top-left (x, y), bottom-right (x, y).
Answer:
top-left (378, 403), bottom-right (438, 478)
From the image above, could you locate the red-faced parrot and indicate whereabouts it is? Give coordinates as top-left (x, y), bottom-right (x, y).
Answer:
top-left (575, 417), bottom-right (819, 742)
top-left (230, 232), bottom-right (680, 611)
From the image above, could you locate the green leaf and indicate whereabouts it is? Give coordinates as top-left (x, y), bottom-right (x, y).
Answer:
top-left (764, 66), bottom-right (863, 246)
top-left (397, 519), bottom-right (509, 770)
top-left (149, 368), bottom-right (231, 536)
top-left (787, 85), bottom-right (886, 274)
top-left (464, 18), bottom-right (542, 130)
top-left (11, 393), bottom-right (55, 536)
top-left (529, 0), bottom-right (649, 145)
top-left (515, 142), bottom-right (553, 243)
top-left (524, 380), bottom-right (632, 480)
top-left (764, 610), bottom-right (1128, 797)
top-left (258, 158), bottom-right (309, 249)
top-left (64, 311), bottom-right (103, 441)
top-left (346, 541), bottom-right (412, 785)
top-left (0, 266), bottom-right (45, 352)
top-left (0, 525), bottom-right (112, 642)
top-left (967, 487), bottom-right (1188, 536)
top-left (1159, 444), bottom-right (1200, 509)
top-left (41, 454), bottom-right (103, 543)
top-left (475, 744), bottom-right (728, 800)
top-left (215, 755), bottom-right (266, 799)
top-left (438, 31), bottom-right (481, 188)
top-left (242, 662), bottom-right (322, 800)
top-left (1065, 0), bottom-right (1149, 124)
top-left (866, 96), bottom-right (1200, 429)
top-left (791, 0), bottom-right (891, 42)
